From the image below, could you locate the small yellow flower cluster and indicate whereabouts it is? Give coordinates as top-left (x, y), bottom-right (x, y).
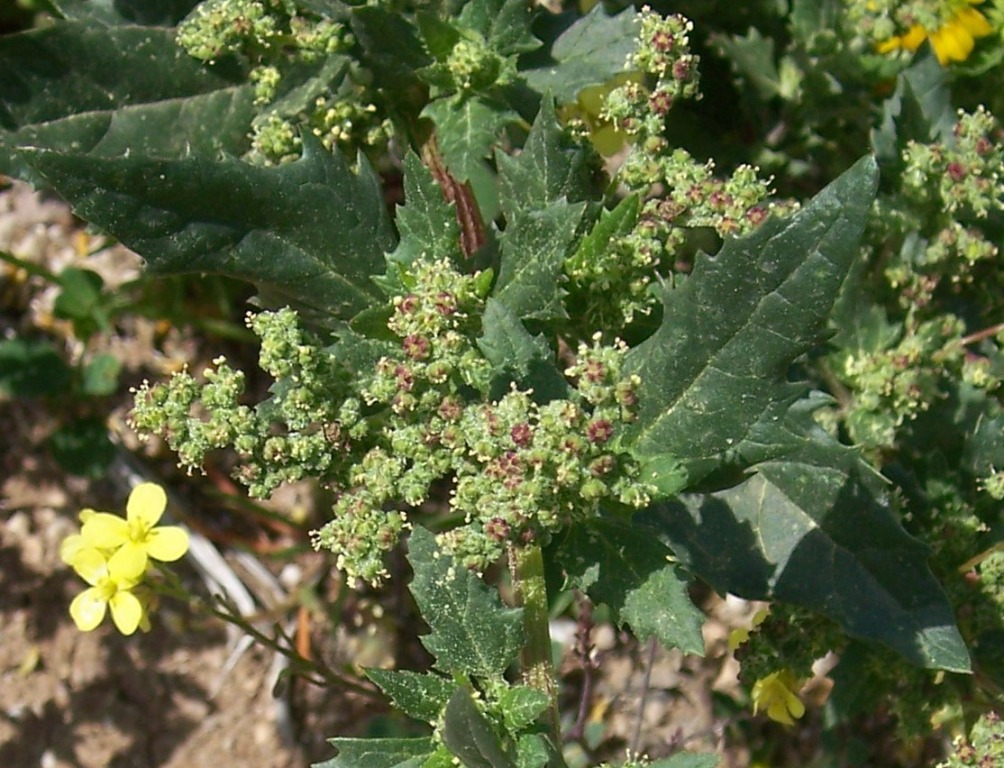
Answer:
top-left (751, 669), bottom-right (806, 726)
top-left (61, 483), bottom-right (189, 635)
top-left (878, 0), bottom-right (993, 65)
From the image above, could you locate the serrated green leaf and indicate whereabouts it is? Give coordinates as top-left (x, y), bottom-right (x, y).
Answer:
top-left (0, 21), bottom-right (253, 181)
top-left (442, 688), bottom-right (515, 768)
top-left (351, 6), bottom-right (431, 97)
top-left (493, 199), bottom-right (585, 321)
top-left (390, 152), bottom-right (462, 269)
top-left (498, 685), bottom-right (550, 732)
top-left (496, 99), bottom-right (592, 218)
top-left (871, 56), bottom-right (954, 167)
top-left (565, 193), bottom-right (640, 276)
top-left (714, 28), bottom-right (781, 101)
top-left (476, 298), bottom-right (568, 402)
top-left (423, 96), bottom-right (518, 184)
top-left (314, 738), bottom-right (435, 768)
top-left (407, 527), bottom-right (524, 678)
top-left (624, 156), bottom-right (879, 483)
top-left (520, 6), bottom-right (638, 103)
top-left (553, 518), bottom-right (705, 655)
top-left (417, 12), bottom-right (463, 62)
top-left (365, 668), bottom-right (455, 723)
top-left (22, 140), bottom-right (395, 326)
top-left (648, 754), bottom-right (718, 768)
top-left (643, 425), bottom-right (971, 671)
top-left (460, 0), bottom-right (540, 56)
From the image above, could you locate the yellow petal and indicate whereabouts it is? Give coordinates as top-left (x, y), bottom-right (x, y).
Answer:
top-left (109, 590), bottom-right (143, 635)
top-left (901, 24), bottom-right (929, 52)
top-left (145, 526), bottom-right (189, 562)
top-left (126, 483), bottom-right (167, 529)
top-left (71, 549), bottom-right (110, 586)
top-left (784, 690), bottom-right (806, 720)
top-left (767, 699), bottom-right (795, 725)
top-left (876, 36), bottom-right (903, 54)
top-left (957, 8), bottom-right (992, 38)
top-left (70, 588), bottom-right (108, 631)
top-left (81, 512), bottom-right (130, 549)
top-left (108, 542), bottom-right (149, 582)
top-left (930, 23), bottom-right (974, 64)
top-left (60, 533), bottom-right (87, 566)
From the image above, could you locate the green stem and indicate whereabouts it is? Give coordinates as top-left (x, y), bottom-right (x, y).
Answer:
top-left (509, 541), bottom-right (561, 743)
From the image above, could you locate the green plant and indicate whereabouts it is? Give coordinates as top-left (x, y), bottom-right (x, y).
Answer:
top-left (2, 0), bottom-right (1003, 765)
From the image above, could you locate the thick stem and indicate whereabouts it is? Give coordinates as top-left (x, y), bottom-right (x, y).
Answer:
top-left (509, 541), bottom-right (561, 743)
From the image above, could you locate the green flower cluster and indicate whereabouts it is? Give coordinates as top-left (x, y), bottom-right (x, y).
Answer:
top-left (833, 315), bottom-right (966, 449)
top-left (132, 259), bottom-right (654, 585)
top-left (176, 0), bottom-right (393, 165)
top-left (563, 8), bottom-right (792, 333)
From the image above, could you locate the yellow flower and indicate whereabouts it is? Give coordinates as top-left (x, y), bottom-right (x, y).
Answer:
top-left (68, 549), bottom-right (146, 635)
top-left (877, 1), bottom-right (993, 65)
top-left (751, 669), bottom-right (806, 726)
top-left (728, 606), bottom-right (770, 652)
top-left (79, 482), bottom-right (189, 580)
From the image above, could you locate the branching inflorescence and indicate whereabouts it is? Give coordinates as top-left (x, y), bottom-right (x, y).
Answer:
top-left (132, 258), bottom-right (655, 584)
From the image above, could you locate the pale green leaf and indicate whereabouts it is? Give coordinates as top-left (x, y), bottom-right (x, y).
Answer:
top-left (365, 668), bottom-right (454, 723)
top-left (493, 199), bottom-right (586, 321)
top-left (553, 518), bottom-right (705, 655)
top-left (407, 527), bottom-right (524, 678)
top-left (315, 738), bottom-right (436, 768)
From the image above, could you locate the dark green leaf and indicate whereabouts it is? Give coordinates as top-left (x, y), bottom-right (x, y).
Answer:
top-left (476, 298), bottom-right (568, 402)
top-left (389, 152), bottom-right (462, 269)
top-left (48, 417), bottom-right (116, 478)
top-left (23, 140), bottom-right (395, 326)
top-left (417, 12), bottom-right (462, 62)
top-left (365, 668), bottom-right (455, 723)
top-left (407, 527), bottom-right (524, 678)
top-left (496, 99), bottom-right (591, 218)
top-left (0, 22), bottom-right (253, 180)
top-left (442, 688), bottom-right (515, 768)
top-left (493, 199), bottom-right (585, 321)
top-left (82, 353), bottom-right (122, 397)
top-left (871, 56), bottom-right (954, 168)
top-left (624, 156), bottom-right (879, 483)
top-left (460, 0), bottom-right (540, 56)
top-left (644, 424), bottom-right (971, 671)
top-left (713, 28), bottom-right (781, 101)
top-left (53, 0), bottom-right (201, 25)
top-left (553, 518), bottom-right (705, 654)
top-left (351, 6), bottom-right (431, 97)
top-left (520, 6), bottom-right (638, 103)
top-left (314, 738), bottom-right (435, 768)
top-left (0, 338), bottom-right (72, 397)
